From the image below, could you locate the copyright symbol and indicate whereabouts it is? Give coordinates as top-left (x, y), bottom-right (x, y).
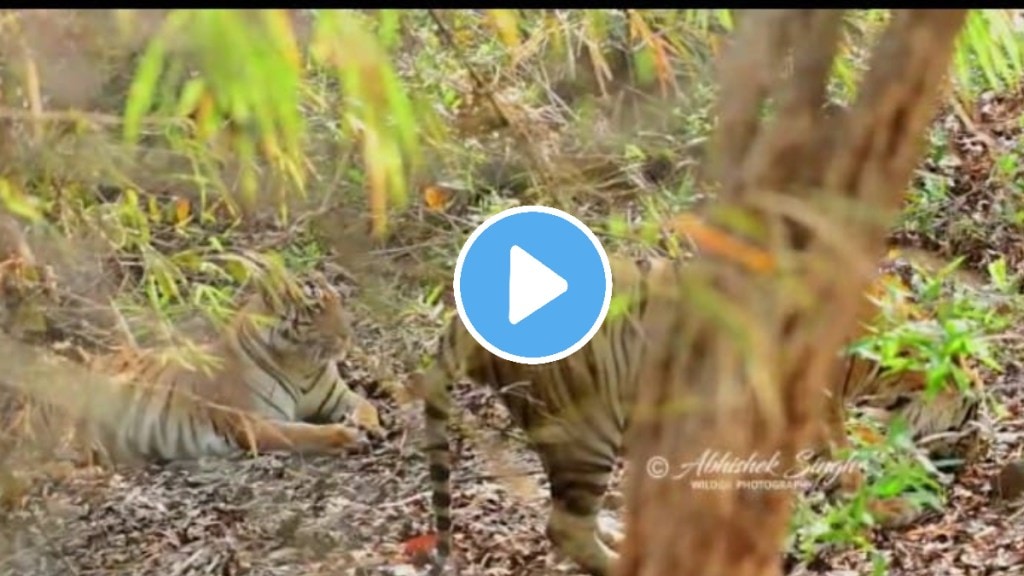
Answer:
top-left (646, 456), bottom-right (670, 479)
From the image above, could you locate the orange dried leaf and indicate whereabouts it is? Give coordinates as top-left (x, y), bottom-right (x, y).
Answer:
top-left (666, 213), bottom-right (775, 274)
top-left (848, 421), bottom-right (884, 446)
top-left (627, 11), bottom-right (677, 96)
top-left (174, 197), bottom-right (191, 224)
top-left (422, 185), bottom-right (452, 212)
top-left (402, 532), bottom-right (438, 559)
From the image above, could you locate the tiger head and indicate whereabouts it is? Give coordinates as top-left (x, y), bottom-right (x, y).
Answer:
top-left (244, 271), bottom-right (354, 362)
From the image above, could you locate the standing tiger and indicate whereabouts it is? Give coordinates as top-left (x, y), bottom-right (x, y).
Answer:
top-left (421, 255), bottom-right (983, 576)
top-left (2, 271), bottom-right (382, 464)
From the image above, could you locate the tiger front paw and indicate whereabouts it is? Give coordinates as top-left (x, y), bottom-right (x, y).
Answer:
top-left (323, 423), bottom-right (368, 452)
top-left (351, 398), bottom-right (384, 438)
top-left (596, 513), bottom-right (625, 552)
top-left (867, 496), bottom-right (926, 528)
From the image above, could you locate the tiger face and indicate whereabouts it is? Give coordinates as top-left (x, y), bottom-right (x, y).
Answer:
top-left (252, 272), bottom-right (353, 361)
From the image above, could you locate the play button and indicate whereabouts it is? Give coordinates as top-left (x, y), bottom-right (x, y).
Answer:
top-left (507, 245), bottom-right (568, 325)
top-left (454, 205), bottom-right (612, 365)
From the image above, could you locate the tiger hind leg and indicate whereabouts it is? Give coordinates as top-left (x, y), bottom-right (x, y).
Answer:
top-left (545, 463), bottom-right (618, 576)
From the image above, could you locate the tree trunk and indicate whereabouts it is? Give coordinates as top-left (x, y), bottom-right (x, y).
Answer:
top-left (618, 10), bottom-right (967, 576)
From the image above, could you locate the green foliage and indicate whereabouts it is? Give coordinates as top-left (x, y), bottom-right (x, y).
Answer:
top-left (851, 259), bottom-right (1005, 396)
top-left (954, 10), bottom-right (1024, 96)
top-left (125, 11), bottom-right (308, 196)
top-left (119, 9), bottom-right (425, 236)
top-left (789, 255), bottom-right (1016, 566)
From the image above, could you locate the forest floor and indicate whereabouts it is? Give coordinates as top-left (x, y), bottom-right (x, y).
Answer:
top-left (4, 81), bottom-right (1024, 576)
top-left (3, 305), bottom-right (1024, 576)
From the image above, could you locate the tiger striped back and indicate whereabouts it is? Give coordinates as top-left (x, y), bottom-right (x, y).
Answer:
top-left (826, 343), bottom-right (983, 470)
top-left (821, 259), bottom-right (985, 475)
top-left (5, 272), bottom-right (382, 465)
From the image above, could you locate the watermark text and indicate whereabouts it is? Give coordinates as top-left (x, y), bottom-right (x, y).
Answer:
top-left (643, 449), bottom-right (860, 491)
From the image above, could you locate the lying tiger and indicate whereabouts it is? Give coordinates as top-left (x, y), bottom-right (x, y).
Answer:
top-left (3, 271), bottom-right (382, 464)
top-left (421, 255), bottom-right (983, 576)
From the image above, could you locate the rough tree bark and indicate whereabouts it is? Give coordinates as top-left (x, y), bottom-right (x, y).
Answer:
top-left (618, 10), bottom-right (967, 576)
